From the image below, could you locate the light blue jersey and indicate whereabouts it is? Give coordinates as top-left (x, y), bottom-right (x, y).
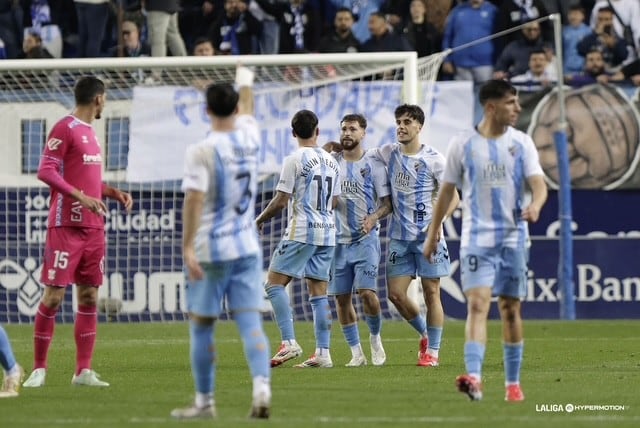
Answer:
top-left (443, 126), bottom-right (544, 249)
top-left (181, 115), bottom-right (261, 262)
top-left (277, 147), bottom-right (341, 246)
top-left (333, 150), bottom-right (390, 244)
top-left (373, 143), bottom-right (446, 241)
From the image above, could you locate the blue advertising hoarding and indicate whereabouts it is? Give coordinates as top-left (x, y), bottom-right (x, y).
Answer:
top-left (0, 188), bottom-right (638, 322)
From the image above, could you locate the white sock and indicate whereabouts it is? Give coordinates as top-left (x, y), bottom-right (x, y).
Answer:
top-left (350, 344), bottom-right (364, 357)
top-left (252, 376), bottom-right (271, 401)
top-left (195, 392), bottom-right (213, 409)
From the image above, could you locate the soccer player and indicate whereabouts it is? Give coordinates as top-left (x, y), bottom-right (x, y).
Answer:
top-left (23, 76), bottom-right (133, 388)
top-left (423, 79), bottom-right (547, 401)
top-left (171, 67), bottom-right (271, 419)
top-left (256, 109), bottom-right (341, 369)
top-left (326, 114), bottom-right (391, 367)
top-left (0, 326), bottom-right (24, 398)
top-left (372, 104), bottom-right (459, 367)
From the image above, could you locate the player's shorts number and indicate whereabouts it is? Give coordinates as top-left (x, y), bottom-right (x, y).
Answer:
top-left (53, 250), bottom-right (69, 269)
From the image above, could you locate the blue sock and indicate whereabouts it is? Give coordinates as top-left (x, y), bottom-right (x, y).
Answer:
top-left (408, 315), bottom-right (427, 336)
top-left (464, 341), bottom-right (486, 378)
top-left (310, 296), bottom-right (332, 349)
top-left (0, 326), bottom-right (16, 372)
top-left (427, 326), bottom-right (443, 351)
top-left (503, 342), bottom-right (524, 385)
top-left (190, 322), bottom-right (215, 395)
top-left (364, 314), bottom-right (382, 336)
top-left (341, 323), bottom-right (360, 347)
top-left (266, 285), bottom-right (295, 341)
top-left (235, 311), bottom-right (270, 379)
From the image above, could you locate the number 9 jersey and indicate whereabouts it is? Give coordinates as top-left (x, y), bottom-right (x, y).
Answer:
top-left (181, 115), bottom-right (261, 262)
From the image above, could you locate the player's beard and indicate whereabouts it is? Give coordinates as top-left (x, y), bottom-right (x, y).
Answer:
top-left (340, 137), bottom-right (360, 151)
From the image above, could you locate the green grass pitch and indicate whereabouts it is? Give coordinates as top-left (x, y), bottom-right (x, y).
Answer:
top-left (1, 320), bottom-right (638, 427)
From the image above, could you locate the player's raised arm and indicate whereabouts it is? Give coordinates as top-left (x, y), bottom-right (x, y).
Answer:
top-left (235, 65), bottom-right (255, 116)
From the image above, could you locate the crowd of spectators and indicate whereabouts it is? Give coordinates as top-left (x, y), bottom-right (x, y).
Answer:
top-left (0, 0), bottom-right (639, 87)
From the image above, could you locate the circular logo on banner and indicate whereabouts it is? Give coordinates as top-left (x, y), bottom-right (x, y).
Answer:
top-left (528, 84), bottom-right (640, 190)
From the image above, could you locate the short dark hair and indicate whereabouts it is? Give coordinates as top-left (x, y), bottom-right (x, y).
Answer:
top-left (529, 48), bottom-right (547, 58)
top-left (394, 104), bottom-right (425, 125)
top-left (478, 80), bottom-right (517, 105)
top-left (291, 109), bottom-right (318, 139)
top-left (568, 4), bottom-right (584, 13)
top-left (598, 6), bottom-right (614, 15)
top-left (369, 11), bottom-right (386, 21)
top-left (193, 36), bottom-right (212, 48)
top-left (335, 7), bottom-right (354, 17)
top-left (205, 83), bottom-right (239, 117)
top-left (74, 76), bottom-right (105, 106)
top-left (341, 113), bottom-right (367, 129)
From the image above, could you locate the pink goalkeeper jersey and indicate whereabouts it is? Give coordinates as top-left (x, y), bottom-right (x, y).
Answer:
top-left (38, 115), bottom-right (104, 229)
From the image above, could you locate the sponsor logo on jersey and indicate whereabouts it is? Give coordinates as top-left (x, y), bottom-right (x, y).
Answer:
top-left (46, 138), bottom-right (63, 151)
top-left (83, 153), bottom-right (103, 164)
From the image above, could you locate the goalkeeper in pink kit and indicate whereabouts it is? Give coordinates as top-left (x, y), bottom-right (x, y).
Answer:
top-left (23, 76), bottom-right (133, 388)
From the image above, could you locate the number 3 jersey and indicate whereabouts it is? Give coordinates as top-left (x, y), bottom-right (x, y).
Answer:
top-left (181, 115), bottom-right (261, 262)
top-left (373, 143), bottom-right (446, 241)
top-left (276, 147), bottom-right (341, 246)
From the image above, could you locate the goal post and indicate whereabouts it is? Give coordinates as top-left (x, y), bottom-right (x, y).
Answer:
top-left (0, 52), bottom-right (431, 324)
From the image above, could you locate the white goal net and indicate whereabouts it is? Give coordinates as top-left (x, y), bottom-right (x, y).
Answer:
top-left (0, 51), bottom-right (449, 324)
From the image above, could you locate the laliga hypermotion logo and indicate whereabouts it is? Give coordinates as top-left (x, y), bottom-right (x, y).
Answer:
top-left (0, 258), bottom-right (44, 317)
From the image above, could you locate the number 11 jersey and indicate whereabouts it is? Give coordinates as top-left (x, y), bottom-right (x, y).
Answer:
top-left (276, 147), bottom-right (341, 246)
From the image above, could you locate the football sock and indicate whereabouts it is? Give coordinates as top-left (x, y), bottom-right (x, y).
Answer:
top-left (503, 341), bottom-right (524, 385)
top-left (266, 285), bottom-right (295, 341)
top-left (75, 304), bottom-right (97, 374)
top-left (190, 321), bottom-right (215, 395)
top-left (235, 311), bottom-right (270, 379)
top-left (364, 313), bottom-right (382, 336)
top-left (341, 323), bottom-right (360, 348)
top-left (309, 295), bottom-right (331, 349)
top-left (0, 325), bottom-right (17, 372)
top-left (33, 302), bottom-right (57, 369)
top-left (427, 326), bottom-right (443, 357)
top-left (464, 341), bottom-right (486, 379)
top-left (408, 315), bottom-right (427, 336)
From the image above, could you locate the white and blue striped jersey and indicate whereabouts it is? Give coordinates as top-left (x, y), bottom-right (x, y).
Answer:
top-left (181, 115), bottom-right (261, 262)
top-left (333, 150), bottom-right (390, 244)
top-left (373, 143), bottom-right (446, 241)
top-left (443, 126), bottom-right (544, 249)
top-left (277, 147), bottom-right (341, 246)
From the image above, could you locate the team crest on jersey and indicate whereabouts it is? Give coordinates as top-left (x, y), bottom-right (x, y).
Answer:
top-left (47, 269), bottom-right (56, 281)
top-left (413, 161), bottom-right (423, 171)
top-left (360, 165), bottom-right (370, 177)
top-left (46, 138), bottom-right (63, 151)
top-left (81, 135), bottom-right (89, 144)
top-left (508, 145), bottom-right (518, 156)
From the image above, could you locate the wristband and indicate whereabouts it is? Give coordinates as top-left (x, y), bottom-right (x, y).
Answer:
top-left (235, 66), bottom-right (254, 87)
